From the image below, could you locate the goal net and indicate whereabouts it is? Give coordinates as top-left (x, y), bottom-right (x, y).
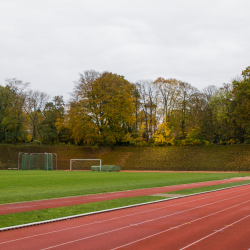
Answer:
top-left (18, 152), bottom-right (57, 170)
top-left (70, 159), bottom-right (102, 171)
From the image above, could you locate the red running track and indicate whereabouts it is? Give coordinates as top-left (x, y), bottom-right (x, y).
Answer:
top-left (0, 178), bottom-right (246, 215)
top-left (1, 183), bottom-right (250, 250)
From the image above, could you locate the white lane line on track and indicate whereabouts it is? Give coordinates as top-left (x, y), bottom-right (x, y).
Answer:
top-left (110, 203), bottom-right (250, 250)
top-left (179, 214), bottom-right (250, 250)
top-left (1, 185), bottom-right (250, 246)
top-left (41, 196), bottom-right (250, 250)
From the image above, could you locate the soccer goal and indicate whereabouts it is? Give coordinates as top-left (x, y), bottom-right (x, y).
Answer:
top-left (70, 159), bottom-right (102, 171)
top-left (18, 152), bottom-right (57, 170)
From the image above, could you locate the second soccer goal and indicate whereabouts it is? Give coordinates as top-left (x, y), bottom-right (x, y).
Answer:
top-left (70, 159), bottom-right (102, 171)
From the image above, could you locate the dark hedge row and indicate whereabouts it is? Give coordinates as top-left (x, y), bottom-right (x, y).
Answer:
top-left (0, 144), bottom-right (249, 172)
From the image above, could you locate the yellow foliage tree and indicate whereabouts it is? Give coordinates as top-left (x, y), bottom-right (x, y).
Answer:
top-left (153, 122), bottom-right (173, 146)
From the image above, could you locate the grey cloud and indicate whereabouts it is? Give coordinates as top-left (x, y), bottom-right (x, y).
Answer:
top-left (0, 0), bottom-right (249, 101)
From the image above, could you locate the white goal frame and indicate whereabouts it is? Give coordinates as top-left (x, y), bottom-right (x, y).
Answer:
top-left (70, 159), bottom-right (102, 171)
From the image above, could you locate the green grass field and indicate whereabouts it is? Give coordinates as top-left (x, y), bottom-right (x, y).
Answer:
top-left (0, 196), bottom-right (168, 229)
top-left (166, 180), bottom-right (250, 195)
top-left (1, 170), bottom-right (249, 204)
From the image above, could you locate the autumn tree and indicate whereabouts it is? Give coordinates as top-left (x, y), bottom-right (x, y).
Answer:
top-left (136, 80), bottom-right (158, 141)
top-left (24, 90), bottom-right (49, 144)
top-left (153, 121), bottom-right (173, 146)
top-left (176, 81), bottom-right (199, 138)
top-left (153, 78), bottom-right (180, 125)
top-left (68, 70), bottom-right (135, 145)
top-left (67, 70), bottom-right (100, 144)
top-left (153, 78), bottom-right (199, 139)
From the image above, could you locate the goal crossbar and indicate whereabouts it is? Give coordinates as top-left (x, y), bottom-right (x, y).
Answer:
top-left (70, 159), bottom-right (102, 171)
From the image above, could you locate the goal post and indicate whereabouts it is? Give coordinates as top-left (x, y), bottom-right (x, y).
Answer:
top-left (18, 152), bottom-right (57, 170)
top-left (70, 159), bottom-right (102, 171)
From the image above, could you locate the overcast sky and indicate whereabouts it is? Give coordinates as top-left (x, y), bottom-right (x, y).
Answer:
top-left (0, 0), bottom-right (249, 101)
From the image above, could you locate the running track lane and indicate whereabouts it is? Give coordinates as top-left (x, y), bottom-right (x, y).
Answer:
top-left (1, 184), bottom-right (250, 250)
top-left (0, 178), bottom-right (247, 215)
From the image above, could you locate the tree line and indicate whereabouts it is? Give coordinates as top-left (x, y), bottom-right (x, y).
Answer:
top-left (0, 66), bottom-right (249, 146)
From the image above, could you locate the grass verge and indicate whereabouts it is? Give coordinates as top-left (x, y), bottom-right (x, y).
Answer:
top-left (1, 171), bottom-right (249, 204)
top-left (0, 196), bottom-right (168, 229)
top-left (165, 180), bottom-right (250, 195)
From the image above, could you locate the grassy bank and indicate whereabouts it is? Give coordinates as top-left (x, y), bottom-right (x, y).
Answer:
top-left (0, 171), bottom-right (249, 204)
top-left (0, 144), bottom-right (250, 171)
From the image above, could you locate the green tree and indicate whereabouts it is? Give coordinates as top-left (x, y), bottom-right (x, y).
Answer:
top-left (242, 66), bottom-right (250, 79)
top-left (231, 66), bottom-right (250, 142)
top-left (0, 85), bottom-right (9, 141)
top-left (0, 79), bottom-right (29, 143)
top-left (38, 96), bottom-right (65, 144)
top-left (210, 84), bottom-right (235, 143)
top-left (132, 85), bottom-right (141, 135)
top-left (198, 86), bottom-right (218, 143)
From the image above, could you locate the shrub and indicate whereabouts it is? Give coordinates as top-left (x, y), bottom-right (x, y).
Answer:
top-left (227, 139), bottom-right (236, 145)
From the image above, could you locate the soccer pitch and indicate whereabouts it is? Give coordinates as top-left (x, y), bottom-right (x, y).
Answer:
top-left (1, 171), bottom-right (249, 204)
